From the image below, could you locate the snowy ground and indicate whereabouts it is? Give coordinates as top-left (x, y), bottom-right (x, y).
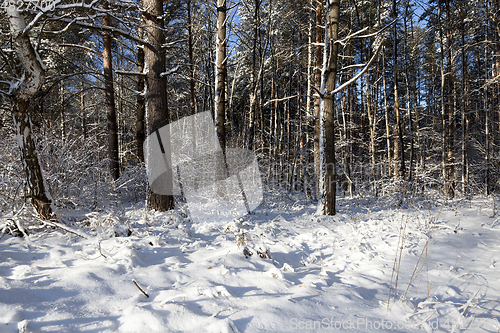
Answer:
top-left (1, 193), bottom-right (500, 332)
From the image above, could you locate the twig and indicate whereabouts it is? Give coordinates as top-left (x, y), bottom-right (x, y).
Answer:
top-left (25, 208), bottom-right (89, 239)
top-left (41, 219), bottom-right (89, 239)
top-left (402, 203), bottom-right (445, 300)
top-left (453, 242), bottom-right (464, 271)
top-left (387, 209), bottom-right (409, 311)
top-left (263, 94), bottom-right (300, 107)
top-left (98, 241), bottom-right (107, 258)
top-left (59, 43), bottom-right (102, 57)
top-left (133, 280), bottom-right (149, 298)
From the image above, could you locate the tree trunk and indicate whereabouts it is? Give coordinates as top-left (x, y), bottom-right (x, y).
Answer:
top-left (81, 79), bottom-right (87, 141)
top-left (215, 0), bottom-right (227, 153)
top-left (382, 51), bottom-right (392, 179)
top-left (136, 41), bottom-right (145, 163)
top-left (438, 3), bottom-right (448, 196)
top-left (460, 4), bottom-right (468, 196)
top-left (187, 0), bottom-right (196, 115)
top-left (248, 0), bottom-right (261, 150)
top-left (319, 0), bottom-right (339, 215)
top-left (445, 0), bottom-right (455, 198)
top-left (306, 0), bottom-right (314, 198)
top-left (7, 6), bottom-right (52, 220)
top-left (144, 0), bottom-right (175, 211)
top-left (313, 1), bottom-right (323, 198)
top-left (346, 15), bottom-right (354, 197)
top-left (366, 68), bottom-right (377, 196)
top-left (392, 0), bottom-right (405, 179)
top-left (404, 3), bottom-right (414, 181)
top-left (102, 5), bottom-right (120, 180)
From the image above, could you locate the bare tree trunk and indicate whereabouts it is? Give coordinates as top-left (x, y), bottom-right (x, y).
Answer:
top-left (59, 83), bottom-right (66, 141)
top-left (215, 0), bottom-right (227, 153)
top-left (81, 79), bottom-right (87, 141)
top-left (485, 23), bottom-right (491, 196)
top-left (404, 3), bottom-right (414, 182)
top-left (319, 0), bottom-right (339, 215)
top-left (382, 51), bottom-right (392, 179)
top-left (460, 4), bottom-right (468, 196)
top-left (136, 41), bottom-right (145, 163)
top-left (409, 13), bottom-right (423, 173)
top-left (366, 68), bottom-right (377, 196)
top-left (486, 90), bottom-right (490, 196)
top-left (306, 0), bottom-right (314, 198)
top-left (496, 0), bottom-right (500, 167)
top-left (187, 0), bottom-right (196, 115)
top-left (392, 0), bottom-right (405, 179)
top-left (7, 6), bottom-right (52, 219)
top-left (144, 0), bottom-right (175, 211)
top-left (313, 1), bottom-right (323, 198)
top-left (344, 8), bottom-right (354, 197)
top-left (438, 3), bottom-right (448, 195)
top-left (445, 0), bottom-right (455, 198)
top-left (248, 0), bottom-right (261, 150)
top-left (102, 5), bottom-right (120, 180)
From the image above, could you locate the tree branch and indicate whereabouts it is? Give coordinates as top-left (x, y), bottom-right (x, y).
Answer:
top-left (325, 40), bottom-right (384, 96)
top-left (59, 43), bottom-right (102, 57)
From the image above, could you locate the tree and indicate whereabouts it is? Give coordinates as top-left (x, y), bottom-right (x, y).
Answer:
top-left (313, 0), bottom-right (323, 198)
top-left (144, 0), bottom-right (175, 211)
top-left (318, 0), bottom-right (340, 215)
top-left (136, 30), bottom-right (145, 163)
top-left (392, 0), bottom-right (405, 179)
top-left (102, 2), bottom-right (120, 180)
top-left (215, 0), bottom-right (227, 153)
top-left (5, 6), bottom-right (53, 219)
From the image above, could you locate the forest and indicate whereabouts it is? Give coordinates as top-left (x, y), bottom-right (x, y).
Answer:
top-left (0, 0), bottom-right (499, 218)
top-left (0, 0), bottom-right (500, 332)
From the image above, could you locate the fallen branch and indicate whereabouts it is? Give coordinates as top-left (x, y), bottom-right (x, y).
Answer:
top-left (133, 280), bottom-right (149, 298)
top-left (40, 219), bottom-right (89, 239)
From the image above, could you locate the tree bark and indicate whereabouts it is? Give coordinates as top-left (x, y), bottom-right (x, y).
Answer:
top-left (144, 0), bottom-right (175, 211)
top-left (80, 79), bottom-right (87, 141)
top-left (319, 0), bottom-right (339, 215)
top-left (102, 5), bottom-right (120, 180)
top-left (392, 0), bottom-right (405, 179)
top-left (7, 6), bottom-right (52, 220)
top-left (366, 68), bottom-right (377, 196)
top-left (445, 0), bottom-right (455, 198)
top-left (215, 0), bottom-right (227, 153)
top-left (382, 51), bottom-right (392, 179)
top-left (313, 1), bottom-right (323, 198)
top-left (187, 0), bottom-right (196, 115)
top-left (136, 41), bottom-right (145, 163)
top-left (247, 0), bottom-right (261, 150)
top-left (460, 4), bottom-right (468, 195)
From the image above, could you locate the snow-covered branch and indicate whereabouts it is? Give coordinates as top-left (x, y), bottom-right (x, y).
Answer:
top-left (160, 65), bottom-right (180, 77)
top-left (39, 13), bottom-right (149, 46)
top-left (162, 39), bottom-right (187, 48)
top-left (334, 27), bottom-right (369, 47)
top-left (6, 6), bottom-right (45, 100)
top-left (263, 94), bottom-right (300, 107)
top-left (325, 41), bottom-right (383, 96)
top-left (59, 43), bottom-right (102, 57)
top-left (115, 70), bottom-right (146, 77)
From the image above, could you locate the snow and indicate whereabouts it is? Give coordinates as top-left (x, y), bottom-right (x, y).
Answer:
top-left (1, 195), bottom-right (500, 332)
